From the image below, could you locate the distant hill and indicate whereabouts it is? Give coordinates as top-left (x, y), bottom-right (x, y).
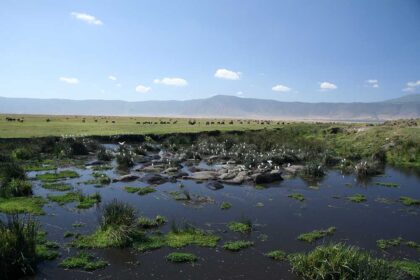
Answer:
top-left (0, 94), bottom-right (419, 121)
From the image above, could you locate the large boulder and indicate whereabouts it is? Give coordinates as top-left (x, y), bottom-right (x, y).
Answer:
top-left (113, 174), bottom-right (139, 182)
top-left (184, 171), bottom-right (219, 181)
top-left (142, 173), bottom-right (169, 185)
top-left (253, 170), bottom-right (283, 184)
top-left (222, 171), bottom-right (249, 185)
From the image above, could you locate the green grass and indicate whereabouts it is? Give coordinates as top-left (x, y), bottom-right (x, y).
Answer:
top-left (400, 196), bottom-right (420, 206)
top-left (166, 252), bottom-right (198, 263)
top-left (0, 197), bottom-right (46, 215)
top-left (265, 250), bottom-right (287, 261)
top-left (165, 227), bottom-right (220, 248)
top-left (42, 183), bottom-right (72, 191)
top-left (220, 201), bottom-right (232, 210)
top-left (392, 260), bottom-right (420, 278)
top-left (223, 240), bottom-right (254, 251)
top-left (35, 170), bottom-right (79, 182)
top-left (47, 191), bottom-right (101, 209)
top-left (228, 221), bottom-right (252, 234)
top-left (377, 237), bottom-right (403, 250)
top-left (134, 235), bottom-right (166, 252)
top-left (347, 194), bottom-right (367, 203)
top-left (59, 252), bottom-right (108, 271)
top-left (288, 193), bottom-right (305, 201)
top-left (91, 165), bottom-right (113, 171)
top-left (124, 186), bottom-right (142, 193)
top-left (138, 215), bottom-right (167, 229)
top-left (23, 164), bottom-right (56, 172)
top-left (297, 227), bottom-right (336, 243)
top-left (288, 243), bottom-right (402, 280)
top-left (0, 115), bottom-right (279, 138)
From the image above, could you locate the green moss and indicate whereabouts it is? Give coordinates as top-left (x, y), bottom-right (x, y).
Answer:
top-left (255, 184), bottom-right (266, 190)
top-left (165, 228), bottom-right (220, 248)
top-left (266, 250), bottom-right (287, 261)
top-left (64, 231), bottom-right (74, 238)
top-left (59, 252), bottom-right (108, 271)
top-left (36, 244), bottom-right (59, 260)
top-left (0, 197), bottom-right (46, 215)
top-left (167, 190), bottom-right (189, 200)
top-left (288, 193), bottom-right (305, 201)
top-left (406, 241), bottom-right (420, 249)
top-left (297, 227), bottom-right (336, 243)
top-left (47, 192), bottom-right (79, 204)
top-left (166, 252), bottom-right (197, 263)
top-left (138, 215), bottom-right (167, 229)
top-left (73, 228), bottom-right (128, 249)
top-left (288, 243), bottom-right (402, 280)
top-left (374, 182), bottom-right (399, 187)
top-left (220, 201), bottom-right (232, 210)
top-left (228, 221), bottom-right (252, 234)
top-left (377, 237), bottom-right (403, 250)
top-left (42, 183), bottom-right (72, 191)
top-left (223, 240), bottom-right (253, 251)
top-left (347, 194), bottom-right (366, 203)
top-left (24, 164), bottom-right (56, 172)
top-left (35, 170), bottom-right (79, 182)
top-left (400, 196), bottom-right (420, 206)
top-left (392, 260), bottom-right (420, 278)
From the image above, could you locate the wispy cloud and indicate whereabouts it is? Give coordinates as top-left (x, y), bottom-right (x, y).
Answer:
top-left (59, 77), bottom-right (79, 84)
top-left (366, 79), bottom-right (379, 88)
top-left (319, 81), bottom-right (337, 90)
top-left (153, 77), bottom-right (188, 87)
top-left (403, 80), bottom-right (420, 92)
top-left (71, 12), bottom-right (103, 25)
top-left (108, 75), bottom-right (117, 81)
top-left (214, 68), bottom-right (241, 80)
top-left (272, 84), bottom-right (291, 93)
top-left (236, 91), bottom-right (243, 96)
top-left (135, 84), bottom-right (151, 93)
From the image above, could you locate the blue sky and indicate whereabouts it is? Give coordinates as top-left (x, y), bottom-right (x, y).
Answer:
top-left (0, 0), bottom-right (419, 102)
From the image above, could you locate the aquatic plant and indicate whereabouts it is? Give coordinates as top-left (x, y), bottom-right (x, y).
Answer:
top-left (228, 220), bottom-right (252, 234)
top-left (377, 237), bottom-right (403, 250)
top-left (347, 194), bottom-right (366, 203)
top-left (266, 250), bottom-right (287, 261)
top-left (35, 170), bottom-right (79, 182)
top-left (138, 215), bottom-right (167, 229)
top-left (0, 197), bottom-right (46, 215)
top-left (97, 147), bottom-right (113, 161)
top-left (0, 215), bottom-right (38, 279)
top-left (59, 252), bottom-right (108, 271)
top-left (166, 252), bottom-right (198, 263)
top-left (392, 260), bottom-right (420, 278)
top-left (137, 186), bottom-right (156, 196)
top-left (223, 240), bottom-right (253, 251)
top-left (288, 243), bottom-right (402, 280)
top-left (288, 193), bottom-right (305, 201)
top-left (116, 147), bottom-right (134, 169)
top-left (302, 162), bottom-right (325, 178)
top-left (400, 196), bottom-right (420, 206)
top-left (220, 201), bottom-right (232, 210)
top-left (42, 183), bottom-right (72, 191)
top-left (374, 182), bottom-right (399, 188)
top-left (166, 223), bottom-right (220, 248)
top-left (297, 227), bottom-right (336, 243)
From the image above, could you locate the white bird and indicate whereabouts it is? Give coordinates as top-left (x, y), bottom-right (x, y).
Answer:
top-left (118, 141), bottom-right (125, 146)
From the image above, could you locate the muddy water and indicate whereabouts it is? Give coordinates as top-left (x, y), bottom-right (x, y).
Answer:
top-left (22, 159), bottom-right (420, 279)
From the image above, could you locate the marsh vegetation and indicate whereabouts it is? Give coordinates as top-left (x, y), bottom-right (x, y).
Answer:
top-left (0, 120), bottom-right (419, 279)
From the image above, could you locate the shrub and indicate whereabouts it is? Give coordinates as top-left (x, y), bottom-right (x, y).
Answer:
top-left (6, 179), bottom-right (33, 197)
top-left (97, 148), bottom-right (113, 161)
top-left (116, 147), bottom-right (134, 169)
top-left (0, 215), bottom-right (38, 279)
top-left (288, 243), bottom-right (403, 280)
top-left (302, 162), bottom-right (325, 178)
top-left (100, 200), bottom-right (136, 229)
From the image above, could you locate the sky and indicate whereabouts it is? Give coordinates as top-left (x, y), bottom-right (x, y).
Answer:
top-left (0, 0), bottom-right (419, 103)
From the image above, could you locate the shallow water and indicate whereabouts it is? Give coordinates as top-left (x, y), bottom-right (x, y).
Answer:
top-left (15, 157), bottom-right (420, 279)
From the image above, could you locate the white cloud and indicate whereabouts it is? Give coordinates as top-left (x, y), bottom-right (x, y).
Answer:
top-left (403, 80), bottom-right (420, 92)
top-left (153, 77), bottom-right (188, 87)
top-left (366, 79), bottom-right (379, 88)
top-left (108, 75), bottom-right (117, 81)
top-left (236, 91), bottom-right (243, 96)
top-left (407, 80), bottom-right (420, 88)
top-left (59, 77), bottom-right (79, 84)
top-left (135, 84), bottom-right (151, 93)
top-left (214, 68), bottom-right (241, 80)
top-left (272, 84), bottom-right (291, 92)
top-left (320, 81), bottom-right (337, 90)
top-left (71, 12), bottom-right (103, 25)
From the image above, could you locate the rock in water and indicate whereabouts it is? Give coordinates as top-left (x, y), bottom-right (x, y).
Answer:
top-left (254, 170), bottom-right (283, 184)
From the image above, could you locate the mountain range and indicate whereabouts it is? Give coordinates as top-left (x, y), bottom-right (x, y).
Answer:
top-left (0, 94), bottom-right (419, 121)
